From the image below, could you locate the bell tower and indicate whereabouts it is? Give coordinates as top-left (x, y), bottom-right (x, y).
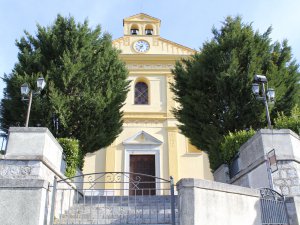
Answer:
top-left (123, 13), bottom-right (161, 36)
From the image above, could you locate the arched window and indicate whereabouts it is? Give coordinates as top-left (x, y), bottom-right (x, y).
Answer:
top-left (134, 82), bottom-right (148, 104)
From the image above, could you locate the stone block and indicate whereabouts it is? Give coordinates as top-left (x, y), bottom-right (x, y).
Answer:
top-left (281, 170), bottom-right (288, 179)
top-left (293, 179), bottom-right (300, 186)
top-left (274, 179), bottom-right (285, 186)
top-left (282, 186), bottom-right (290, 196)
top-left (272, 171), bottom-right (280, 179)
top-left (286, 179), bottom-right (293, 186)
top-left (288, 169), bottom-right (298, 178)
top-left (290, 186), bottom-right (300, 196)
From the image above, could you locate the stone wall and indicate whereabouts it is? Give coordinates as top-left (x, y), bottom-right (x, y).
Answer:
top-left (177, 178), bottom-right (262, 225)
top-left (0, 127), bottom-right (74, 225)
top-left (273, 161), bottom-right (300, 196)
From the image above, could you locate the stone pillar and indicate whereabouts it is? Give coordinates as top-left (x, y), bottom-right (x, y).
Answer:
top-left (285, 196), bottom-right (300, 225)
top-left (0, 127), bottom-right (64, 225)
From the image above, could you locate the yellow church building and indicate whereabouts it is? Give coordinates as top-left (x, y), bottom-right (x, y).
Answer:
top-left (83, 13), bottom-right (212, 191)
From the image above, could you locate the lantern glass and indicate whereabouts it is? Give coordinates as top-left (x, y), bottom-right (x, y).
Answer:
top-left (267, 88), bottom-right (275, 101)
top-left (252, 83), bottom-right (260, 95)
top-left (20, 83), bottom-right (30, 96)
top-left (37, 77), bottom-right (46, 90)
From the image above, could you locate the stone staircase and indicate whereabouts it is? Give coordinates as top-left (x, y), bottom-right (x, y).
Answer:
top-left (54, 195), bottom-right (179, 225)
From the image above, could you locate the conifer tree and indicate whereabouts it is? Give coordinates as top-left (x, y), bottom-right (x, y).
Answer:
top-left (172, 16), bottom-right (300, 170)
top-left (1, 15), bottom-right (129, 154)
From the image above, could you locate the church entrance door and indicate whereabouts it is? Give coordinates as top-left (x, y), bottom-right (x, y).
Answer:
top-left (129, 154), bottom-right (156, 195)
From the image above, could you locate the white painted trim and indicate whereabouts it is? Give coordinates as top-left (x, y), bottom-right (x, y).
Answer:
top-left (123, 130), bottom-right (162, 145)
top-left (123, 145), bottom-right (161, 195)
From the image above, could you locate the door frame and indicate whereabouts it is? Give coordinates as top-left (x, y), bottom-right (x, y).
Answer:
top-left (124, 147), bottom-right (161, 195)
top-left (129, 154), bottom-right (156, 195)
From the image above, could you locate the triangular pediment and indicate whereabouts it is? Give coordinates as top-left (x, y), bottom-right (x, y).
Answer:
top-left (123, 131), bottom-right (162, 145)
top-left (124, 13), bottom-right (160, 24)
top-left (158, 37), bottom-right (196, 54)
top-left (113, 36), bottom-right (196, 55)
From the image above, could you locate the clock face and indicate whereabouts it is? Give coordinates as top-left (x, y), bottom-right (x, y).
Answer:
top-left (134, 40), bottom-right (150, 53)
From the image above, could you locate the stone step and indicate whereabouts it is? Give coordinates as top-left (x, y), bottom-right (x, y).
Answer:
top-left (70, 203), bottom-right (174, 209)
top-left (55, 217), bottom-right (173, 224)
top-left (54, 195), bottom-right (178, 225)
top-left (56, 222), bottom-right (173, 224)
top-left (59, 209), bottom-right (178, 218)
top-left (65, 210), bottom-right (175, 217)
top-left (78, 196), bottom-right (176, 204)
top-left (55, 217), bottom-right (177, 224)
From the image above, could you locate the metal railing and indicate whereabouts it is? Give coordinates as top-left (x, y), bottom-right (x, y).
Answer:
top-left (50, 172), bottom-right (177, 225)
top-left (260, 188), bottom-right (289, 225)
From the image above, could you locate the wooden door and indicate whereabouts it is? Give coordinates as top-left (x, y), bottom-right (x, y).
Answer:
top-left (129, 155), bottom-right (156, 195)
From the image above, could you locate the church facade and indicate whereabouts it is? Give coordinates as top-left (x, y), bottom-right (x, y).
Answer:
top-left (83, 13), bottom-right (212, 189)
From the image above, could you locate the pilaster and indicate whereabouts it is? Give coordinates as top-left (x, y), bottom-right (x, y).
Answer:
top-left (167, 127), bottom-right (179, 183)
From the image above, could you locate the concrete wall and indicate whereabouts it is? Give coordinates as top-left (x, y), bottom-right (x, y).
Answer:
top-left (214, 129), bottom-right (300, 196)
top-left (286, 196), bottom-right (300, 225)
top-left (5, 127), bottom-right (63, 173)
top-left (0, 179), bottom-right (48, 225)
top-left (177, 178), bottom-right (262, 225)
top-left (0, 127), bottom-right (70, 225)
top-left (213, 164), bottom-right (229, 184)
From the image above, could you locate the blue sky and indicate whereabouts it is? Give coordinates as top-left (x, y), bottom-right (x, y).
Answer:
top-left (0, 0), bottom-right (299, 99)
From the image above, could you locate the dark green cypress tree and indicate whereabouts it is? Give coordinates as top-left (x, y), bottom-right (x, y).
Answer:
top-left (1, 15), bottom-right (129, 154)
top-left (172, 16), bottom-right (300, 170)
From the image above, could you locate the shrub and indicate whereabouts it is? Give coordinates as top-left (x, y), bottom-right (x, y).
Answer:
top-left (208, 144), bottom-right (224, 171)
top-left (220, 128), bottom-right (256, 165)
top-left (58, 138), bottom-right (83, 177)
top-left (274, 104), bottom-right (300, 135)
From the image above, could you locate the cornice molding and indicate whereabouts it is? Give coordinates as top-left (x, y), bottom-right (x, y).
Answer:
top-left (167, 127), bottom-right (179, 132)
top-left (118, 54), bottom-right (190, 61)
top-left (126, 63), bottom-right (174, 71)
top-left (124, 112), bottom-right (167, 120)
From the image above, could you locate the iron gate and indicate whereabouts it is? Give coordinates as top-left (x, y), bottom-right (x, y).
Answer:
top-left (50, 172), bottom-right (177, 225)
top-left (260, 188), bottom-right (289, 225)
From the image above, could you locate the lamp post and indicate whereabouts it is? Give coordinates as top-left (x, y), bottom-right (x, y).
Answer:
top-left (252, 75), bottom-right (275, 129)
top-left (20, 77), bottom-right (46, 127)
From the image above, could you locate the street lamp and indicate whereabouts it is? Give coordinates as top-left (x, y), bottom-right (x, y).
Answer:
top-left (252, 75), bottom-right (275, 129)
top-left (20, 77), bottom-right (46, 127)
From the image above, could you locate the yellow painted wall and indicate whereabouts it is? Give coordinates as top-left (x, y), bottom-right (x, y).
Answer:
top-left (82, 13), bottom-right (213, 190)
top-left (123, 74), bottom-right (167, 113)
